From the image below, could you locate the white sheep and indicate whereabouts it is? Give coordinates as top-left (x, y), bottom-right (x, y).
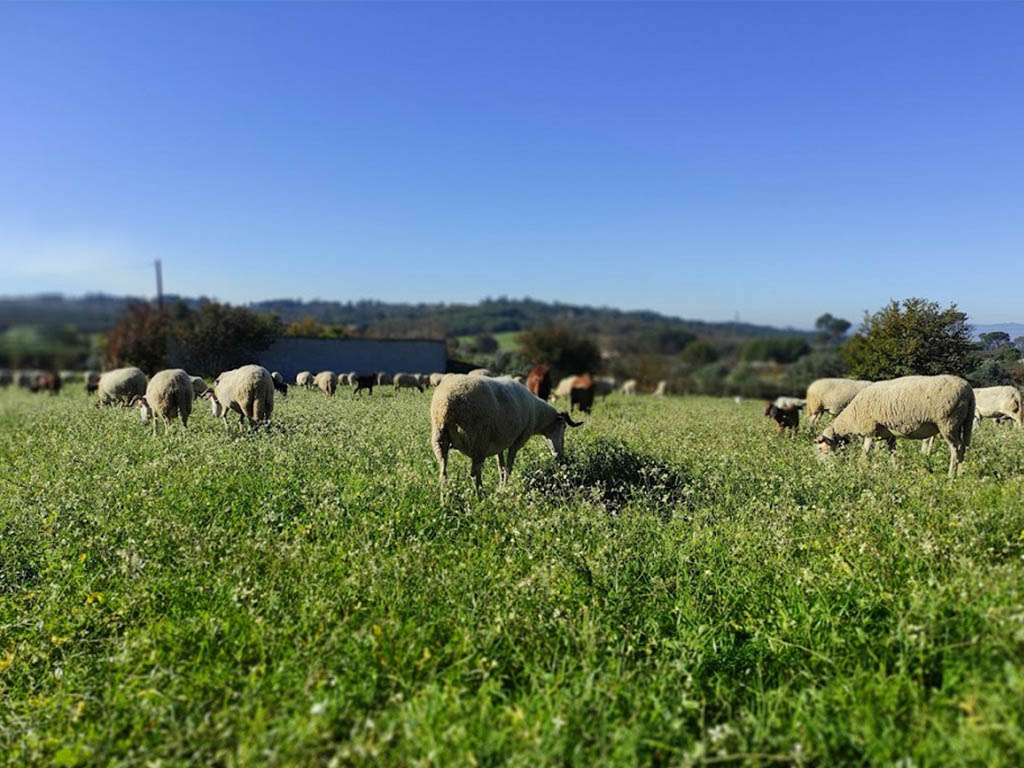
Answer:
top-left (134, 369), bottom-right (194, 434)
top-left (205, 365), bottom-right (274, 429)
top-left (296, 371), bottom-right (314, 389)
top-left (430, 374), bottom-right (583, 494)
top-left (377, 372), bottom-right (394, 386)
top-left (805, 378), bottom-right (873, 423)
top-left (619, 379), bottom-right (638, 395)
top-left (339, 373), bottom-right (350, 386)
top-left (815, 375), bottom-right (974, 478)
top-left (314, 371), bottom-right (338, 396)
top-left (552, 376), bottom-right (576, 400)
top-left (429, 372), bottom-right (446, 387)
top-left (190, 376), bottom-right (208, 398)
top-left (973, 386), bottom-right (1022, 427)
top-left (95, 367), bottom-right (148, 407)
top-left (773, 396), bottom-right (806, 409)
top-left (653, 380), bottom-right (668, 397)
top-left (467, 368), bottom-right (493, 377)
top-left (84, 370), bottom-right (101, 393)
top-left (393, 372), bottom-right (424, 393)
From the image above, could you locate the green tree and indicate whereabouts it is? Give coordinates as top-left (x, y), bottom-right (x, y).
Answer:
top-left (474, 334), bottom-right (499, 354)
top-left (739, 337), bottom-right (810, 364)
top-left (841, 298), bottom-right (973, 379)
top-left (679, 340), bottom-right (717, 366)
top-left (517, 325), bottom-right (601, 377)
top-left (968, 358), bottom-right (1012, 387)
top-left (171, 302), bottom-right (283, 377)
top-left (979, 331), bottom-right (1010, 350)
top-left (815, 313), bottom-right (851, 344)
top-left (103, 303), bottom-right (169, 372)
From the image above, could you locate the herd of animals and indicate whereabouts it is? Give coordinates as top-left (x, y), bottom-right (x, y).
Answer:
top-left (4, 365), bottom-right (1021, 487)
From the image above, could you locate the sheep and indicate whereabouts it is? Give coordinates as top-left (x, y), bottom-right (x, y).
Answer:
top-left (314, 371), bottom-right (338, 396)
top-left (346, 371), bottom-right (358, 386)
top-left (429, 372), bottom-right (446, 387)
top-left (134, 368), bottom-right (193, 434)
top-left (552, 376), bottom-right (576, 400)
top-left (815, 375), bottom-right (974, 478)
top-left (377, 372), bottom-right (394, 386)
top-left (973, 386), bottom-right (1022, 427)
top-left (296, 371), bottom-right (314, 389)
top-left (352, 373), bottom-right (376, 395)
top-left (764, 401), bottom-right (799, 435)
top-left (0, 369), bottom-right (11, 387)
top-left (512, 375), bottom-right (525, 384)
top-left (30, 371), bottom-right (62, 395)
top-left (417, 373), bottom-right (431, 388)
top-left (595, 377), bottom-right (617, 397)
top-left (653, 380), bottom-right (668, 397)
top-left (619, 379), bottom-right (638, 395)
top-left (190, 376), bottom-right (208, 398)
top-left (526, 364), bottom-right (552, 401)
top-left (393, 372), bottom-right (424, 393)
top-left (204, 365), bottom-right (274, 429)
top-left (84, 370), bottom-right (100, 393)
top-left (467, 368), bottom-right (493, 377)
top-left (430, 374), bottom-right (583, 494)
top-left (570, 373), bottom-right (596, 414)
top-left (773, 396), bottom-right (806, 409)
top-left (96, 367), bottom-right (147, 407)
top-left (339, 373), bottom-right (350, 386)
top-left (805, 378), bottom-right (873, 424)
top-left (271, 371), bottom-right (289, 397)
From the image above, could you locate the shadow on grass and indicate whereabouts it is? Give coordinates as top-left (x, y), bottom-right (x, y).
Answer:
top-left (521, 437), bottom-right (692, 518)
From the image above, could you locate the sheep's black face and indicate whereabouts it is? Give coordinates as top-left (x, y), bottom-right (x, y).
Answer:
top-left (815, 429), bottom-right (847, 453)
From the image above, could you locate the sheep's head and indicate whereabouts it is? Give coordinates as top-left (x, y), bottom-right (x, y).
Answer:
top-left (541, 411), bottom-right (584, 459)
top-left (201, 389), bottom-right (224, 418)
top-left (815, 426), bottom-right (847, 453)
top-left (132, 395), bottom-right (152, 423)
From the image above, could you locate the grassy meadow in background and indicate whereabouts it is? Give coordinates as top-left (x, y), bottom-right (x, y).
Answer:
top-left (2, 385), bottom-right (1024, 766)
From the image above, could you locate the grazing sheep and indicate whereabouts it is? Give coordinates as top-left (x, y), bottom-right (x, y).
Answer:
top-left (773, 396), bottom-right (806, 409)
top-left (393, 372), bottom-right (424, 393)
top-left (190, 376), bottom-right (208, 397)
top-left (526, 364), bottom-right (552, 401)
top-left (314, 371), bottom-right (338, 396)
top-left (764, 401), bottom-right (800, 435)
top-left (0, 369), bottom-right (11, 387)
top-left (271, 371), bottom-right (289, 397)
top-left (467, 368), bottom-right (493, 377)
top-left (16, 370), bottom-right (36, 389)
top-left (973, 386), bottom-right (1022, 427)
top-left (30, 371), bottom-right (62, 395)
top-left (815, 375), bottom-right (974, 478)
top-left (619, 379), bottom-right (638, 395)
top-left (570, 373), bottom-right (596, 414)
top-left (594, 377), bottom-right (617, 397)
top-left (653, 380), bottom-right (668, 397)
top-left (429, 372), bottom-right (446, 387)
top-left (135, 369), bottom-right (193, 434)
top-left (377, 372), bottom-right (394, 386)
top-left (430, 374), bottom-right (583, 494)
top-left (59, 370), bottom-right (80, 384)
top-left (806, 378), bottom-right (873, 424)
top-left (552, 376), bottom-right (576, 400)
top-left (352, 373), bottom-right (376, 396)
top-left (296, 371), bottom-right (314, 389)
top-left (84, 370), bottom-right (100, 393)
top-left (96, 367), bottom-right (148, 407)
top-left (339, 373), bottom-right (350, 386)
top-left (205, 365), bottom-right (274, 429)
top-left (417, 373), bottom-right (431, 388)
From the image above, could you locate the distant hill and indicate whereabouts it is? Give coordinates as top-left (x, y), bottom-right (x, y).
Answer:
top-left (0, 293), bottom-right (813, 348)
top-left (971, 323), bottom-right (1024, 341)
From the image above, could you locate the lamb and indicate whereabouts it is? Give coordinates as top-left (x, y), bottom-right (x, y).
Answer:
top-left (570, 373), bottom-right (596, 414)
top-left (805, 378), bottom-right (873, 423)
top-left (815, 375), bottom-right (974, 478)
top-left (764, 401), bottom-right (799, 435)
top-left (467, 368), bottom-right (493, 377)
top-left (296, 371), bottom-right (314, 389)
top-left (429, 372), bottom-right (446, 387)
top-left (271, 371), bottom-right (289, 396)
top-left (393, 372), bottom-right (424, 393)
top-left (430, 374), bottom-right (583, 494)
top-left (95, 367), bottom-right (148, 407)
top-left (314, 371), bottom-right (338, 396)
top-left (204, 365), bottom-right (274, 429)
top-left (619, 379), bottom-right (638, 395)
top-left (552, 376), bottom-right (576, 400)
top-left (84, 370), bottom-right (100, 393)
top-left (134, 369), bottom-right (193, 434)
top-left (352, 373), bottom-right (377, 396)
top-left (190, 376), bottom-right (208, 397)
top-left (973, 386), bottom-right (1022, 427)
top-left (653, 380), bottom-right (668, 397)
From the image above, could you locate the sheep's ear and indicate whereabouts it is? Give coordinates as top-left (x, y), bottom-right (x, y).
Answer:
top-left (559, 411), bottom-right (583, 428)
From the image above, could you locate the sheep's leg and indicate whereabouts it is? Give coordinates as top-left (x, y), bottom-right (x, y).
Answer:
top-left (946, 438), bottom-right (958, 478)
top-left (432, 426), bottom-right (450, 497)
top-left (496, 452), bottom-right (507, 487)
top-left (862, 437), bottom-right (873, 455)
top-left (886, 437), bottom-right (898, 467)
top-left (505, 447), bottom-right (519, 480)
top-left (470, 459), bottom-right (485, 495)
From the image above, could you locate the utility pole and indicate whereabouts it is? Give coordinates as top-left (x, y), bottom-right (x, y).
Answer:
top-left (155, 259), bottom-right (164, 310)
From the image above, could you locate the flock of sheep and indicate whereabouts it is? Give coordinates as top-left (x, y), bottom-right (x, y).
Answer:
top-left (6, 364), bottom-right (1021, 489)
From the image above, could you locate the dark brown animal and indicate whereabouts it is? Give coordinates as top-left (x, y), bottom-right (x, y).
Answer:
top-left (764, 401), bottom-right (799, 435)
top-left (570, 373), bottom-right (596, 414)
top-left (352, 374), bottom-right (376, 396)
top-left (526, 364), bottom-right (552, 401)
top-left (31, 371), bottom-right (62, 395)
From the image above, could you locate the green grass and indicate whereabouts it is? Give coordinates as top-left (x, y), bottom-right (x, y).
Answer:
top-left (1, 386), bottom-right (1023, 766)
top-left (457, 331), bottom-right (521, 353)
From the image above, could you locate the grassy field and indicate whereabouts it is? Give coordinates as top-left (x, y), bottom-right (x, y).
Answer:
top-left (457, 331), bottom-right (522, 353)
top-left (2, 386), bottom-right (1023, 766)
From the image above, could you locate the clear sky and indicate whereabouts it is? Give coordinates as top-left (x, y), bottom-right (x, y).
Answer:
top-left (1, 2), bottom-right (1021, 328)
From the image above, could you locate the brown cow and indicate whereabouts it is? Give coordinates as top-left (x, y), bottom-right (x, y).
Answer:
top-left (526, 364), bottom-right (552, 401)
top-left (570, 373), bottom-right (596, 414)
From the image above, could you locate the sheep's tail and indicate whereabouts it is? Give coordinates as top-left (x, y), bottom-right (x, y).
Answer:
top-left (252, 390), bottom-right (267, 424)
top-left (960, 387), bottom-right (975, 451)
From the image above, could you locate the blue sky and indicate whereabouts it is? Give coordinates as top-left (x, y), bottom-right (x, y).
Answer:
top-left (1, 2), bottom-right (1021, 328)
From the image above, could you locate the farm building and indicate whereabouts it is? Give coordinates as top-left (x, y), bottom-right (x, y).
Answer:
top-left (254, 337), bottom-right (446, 381)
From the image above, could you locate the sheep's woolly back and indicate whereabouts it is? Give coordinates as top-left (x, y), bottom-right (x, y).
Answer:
top-left (314, 371), bottom-right (338, 395)
top-left (468, 368), bottom-right (494, 377)
top-left (145, 369), bottom-right (194, 422)
top-left (97, 367), bottom-right (147, 405)
top-left (296, 371), bottom-right (313, 388)
top-left (429, 373), bottom-right (446, 387)
top-left (213, 365), bottom-right (274, 424)
top-left (393, 372), bottom-right (421, 390)
top-left (831, 375), bottom-right (974, 441)
top-left (805, 378), bottom-right (873, 417)
top-left (431, 374), bottom-right (562, 461)
top-left (620, 379), bottom-right (638, 395)
top-left (974, 386), bottom-right (1022, 422)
